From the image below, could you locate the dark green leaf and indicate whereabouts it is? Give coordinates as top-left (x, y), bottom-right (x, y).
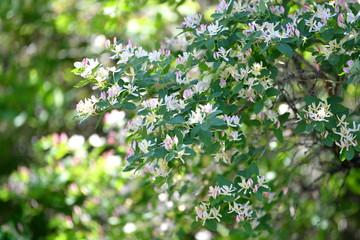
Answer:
top-left (170, 115), bottom-right (185, 124)
top-left (275, 43), bottom-right (293, 58)
top-left (122, 102), bottom-right (137, 110)
top-left (273, 128), bottom-right (284, 143)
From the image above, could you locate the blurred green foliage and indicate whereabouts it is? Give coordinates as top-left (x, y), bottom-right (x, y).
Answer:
top-left (0, 0), bottom-right (199, 173)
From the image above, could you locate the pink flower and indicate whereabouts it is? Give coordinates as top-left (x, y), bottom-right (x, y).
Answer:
top-left (105, 39), bottom-right (111, 49)
top-left (183, 89), bottom-right (193, 99)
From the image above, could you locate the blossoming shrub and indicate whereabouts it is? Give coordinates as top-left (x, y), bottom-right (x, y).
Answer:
top-left (72, 0), bottom-right (360, 237)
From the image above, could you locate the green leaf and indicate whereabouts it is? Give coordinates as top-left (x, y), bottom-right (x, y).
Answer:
top-left (95, 113), bottom-right (104, 130)
top-left (122, 102), bottom-right (137, 110)
top-left (205, 219), bottom-right (217, 231)
top-left (275, 43), bottom-right (293, 58)
top-left (265, 88), bottom-right (281, 97)
top-left (294, 121), bottom-right (306, 134)
top-left (216, 174), bottom-right (232, 186)
top-left (328, 55), bottom-right (339, 65)
top-left (95, 101), bottom-right (109, 108)
top-left (206, 39), bottom-right (215, 49)
top-left (74, 79), bottom-right (91, 88)
top-left (259, 0), bottom-right (266, 13)
top-left (346, 148), bottom-right (355, 160)
top-left (305, 122), bottom-right (314, 132)
top-left (304, 96), bottom-right (320, 105)
top-left (320, 29), bottom-right (334, 42)
top-left (223, 195), bottom-right (235, 202)
top-left (273, 128), bottom-right (284, 143)
top-left (191, 221), bottom-right (199, 229)
top-left (278, 112), bottom-right (290, 124)
top-left (254, 191), bottom-right (263, 201)
top-left (314, 122), bottom-right (325, 132)
top-left (232, 83), bottom-right (244, 93)
top-left (153, 147), bottom-right (167, 158)
top-left (170, 115), bottom-right (185, 124)
top-left (243, 222), bottom-right (252, 233)
top-left (248, 162), bottom-right (259, 176)
top-left (254, 101), bottom-right (264, 114)
top-left (165, 151), bottom-right (175, 162)
top-left (323, 137), bottom-right (334, 147)
top-left (210, 117), bottom-right (226, 126)
top-left (199, 130), bottom-right (212, 146)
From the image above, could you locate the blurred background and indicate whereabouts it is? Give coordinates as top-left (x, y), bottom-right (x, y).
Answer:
top-left (0, 0), bottom-right (359, 239)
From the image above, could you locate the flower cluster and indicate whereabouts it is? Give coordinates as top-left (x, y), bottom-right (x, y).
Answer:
top-left (334, 116), bottom-right (359, 154)
top-left (195, 173), bottom-right (270, 226)
top-left (302, 101), bottom-right (333, 122)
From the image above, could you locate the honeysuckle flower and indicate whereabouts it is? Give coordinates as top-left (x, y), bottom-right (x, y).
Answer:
top-left (148, 50), bottom-right (161, 62)
top-left (176, 72), bottom-right (192, 84)
top-left (303, 101), bottom-right (333, 122)
top-left (217, 47), bottom-right (232, 62)
top-left (153, 159), bottom-right (170, 177)
top-left (212, 147), bottom-right (231, 164)
top-left (192, 81), bottom-right (210, 93)
top-left (196, 24), bottom-right (207, 35)
top-left (183, 89), bottom-right (194, 99)
top-left (257, 176), bottom-right (269, 189)
top-left (76, 95), bottom-right (99, 116)
top-left (140, 98), bottom-right (160, 111)
top-left (176, 52), bottom-right (191, 65)
top-left (175, 149), bottom-right (190, 163)
top-left (201, 103), bottom-right (216, 114)
top-left (269, 5), bottom-right (285, 16)
top-left (138, 139), bottom-right (155, 154)
top-left (195, 203), bottom-right (211, 225)
top-left (68, 134), bottom-right (85, 151)
top-left (206, 21), bottom-right (228, 36)
top-left (163, 135), bottom-right (178, 150)
top-left (126, 116), bottom-right (144, 132)
top-left (123, 84), bottom-right (139, 97)
top-left (209, 206), bottom-right (222, 222)
top-left (343, 60), bottom-right (354, 73)
top-left (238, 178), bottom-right (252, 194)
top-left (229, 131), bottom-right (242, 141)
top-left (215, 0), bottom-right (229, 14)
top-left (252, 62), bottom-right (265, 76)
top-left (208, 186), bottom-right (221, 199)
top-left (189, 108), bottom-right (206, 124)
top-left (224, 115), bottom-right (242, 128)
top-left (181, 14), bottom-right (202, 28)
top-left (220, 184), bottom-right (236, 196)
top-left (336, 115), bottom-right (348, 127)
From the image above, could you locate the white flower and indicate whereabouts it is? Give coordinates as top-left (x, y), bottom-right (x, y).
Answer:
top-left (238, 178), bottom-right (252, 194)
top-left (89, 134), bottom-right (106, 147)
top-left (138, 139), bottom-right (155, 154)
top-left (229, 131), bottom-right (242, 141)
top-left (220, 184), bottom-right (236, 196)
top-left (224, 115), bottom-right (242, 128)
top-left (68, 135), bottom-right (85, 151)
top-left (217, 47), bottom-right (232, 61)
top-left (189, 108), bottom-right (206, 124)
top-left (303, 101), bottom-right (333, 122)
top-left (208, 186), bottom-right (221, 199)
top-left (209, 206), bottom-right (222, 222)
top-left (207, 21), bottom-right (228, 36)
top-left (257, 176), bottom-right (269, 189)
top-left (182, 14), bottom-right (202, 28)
top-left (201, 103), bottom-right (216, 114)
top-left (148, 50), bottom-right (161, 61)
top-left (76, 95), bottom-right (98, 116)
